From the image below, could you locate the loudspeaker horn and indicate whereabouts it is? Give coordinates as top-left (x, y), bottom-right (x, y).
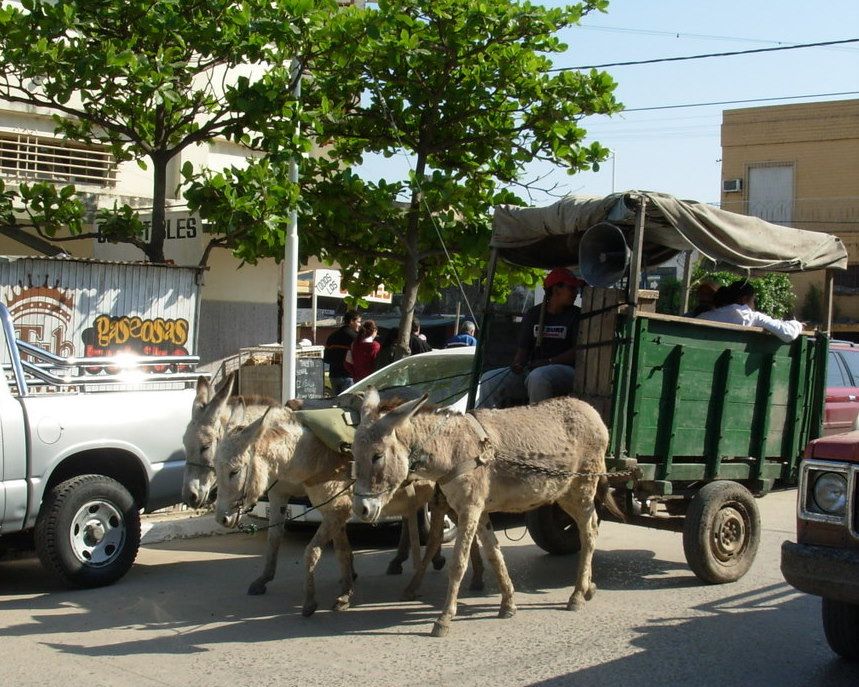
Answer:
top-left (578, 222), bottom-right (631, 287)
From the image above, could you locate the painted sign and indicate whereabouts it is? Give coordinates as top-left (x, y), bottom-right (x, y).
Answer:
top-left (0, 256), bottom-right (200, 373)
top-left (92, 210), bottom-right (203, 266)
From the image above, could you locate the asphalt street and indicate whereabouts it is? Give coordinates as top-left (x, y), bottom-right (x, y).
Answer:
top-left (1, 489), bottom-right (857, 687)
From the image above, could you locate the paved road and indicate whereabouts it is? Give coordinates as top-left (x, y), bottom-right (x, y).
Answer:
top-left (1, 489), bottom-right (857, 687)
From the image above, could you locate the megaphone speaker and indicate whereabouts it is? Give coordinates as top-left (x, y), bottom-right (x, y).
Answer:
top-left (579, 222), bottom-right (631, 288)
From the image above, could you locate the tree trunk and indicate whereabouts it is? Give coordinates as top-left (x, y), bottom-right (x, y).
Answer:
top-left (395, 153), bottom-right (426, 356)
top-left (146, 150), bottom-right (168, 263)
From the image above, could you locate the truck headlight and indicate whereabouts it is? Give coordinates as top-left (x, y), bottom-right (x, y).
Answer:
top-left (812, 472), bottom-right (848, 516)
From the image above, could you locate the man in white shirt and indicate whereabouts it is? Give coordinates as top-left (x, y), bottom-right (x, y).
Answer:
top-left (697, 280), bottom-right (802, 343)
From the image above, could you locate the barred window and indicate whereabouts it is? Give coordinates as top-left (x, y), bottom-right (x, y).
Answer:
top-left (0, 132), bottom-right (116, 186)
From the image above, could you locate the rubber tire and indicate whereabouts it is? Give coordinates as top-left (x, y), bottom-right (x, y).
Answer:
top-left (35, 474), bottom-right (141, 588)
top-left (525, 503), bottom-right (582, 555)
top-left (417, 503), bottom-right (458, 545)
top-left (682, 480), bottom-right (760, 584)
top-left (822, 598), bottom-right (859, 661)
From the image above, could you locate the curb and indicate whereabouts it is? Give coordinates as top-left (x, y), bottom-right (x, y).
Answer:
top-left (140, 512), bottom-right (232, 545)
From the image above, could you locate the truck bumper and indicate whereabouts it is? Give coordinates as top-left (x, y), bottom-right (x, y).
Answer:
top-left (781, 540), bottom-right (859, 605)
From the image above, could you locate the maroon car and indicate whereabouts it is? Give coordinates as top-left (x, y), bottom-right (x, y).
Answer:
top-left (825, 342), bottom-right (859, 435)
top-left (781, 432), bottom-right (859, 661)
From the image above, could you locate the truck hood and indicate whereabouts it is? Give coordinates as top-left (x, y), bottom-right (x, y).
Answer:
top-left (806, 431), bottom-right (859, 464)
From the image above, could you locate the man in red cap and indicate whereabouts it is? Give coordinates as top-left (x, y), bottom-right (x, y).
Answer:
top-left (508, 267), bottom-right (583, 404)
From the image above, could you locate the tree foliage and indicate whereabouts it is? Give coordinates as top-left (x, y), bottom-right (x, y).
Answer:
top-left (211, 0), bottom-right (620, 350)
top-left (0, 0), bottom-right (331, 261)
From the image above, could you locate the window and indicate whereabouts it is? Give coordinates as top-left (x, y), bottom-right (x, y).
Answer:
top-left (839, 349), bottom-right (859, 385)
top-left (0, 132), bottom-right (116, 186)
top-left (828, 351), bottom-right (848, 387)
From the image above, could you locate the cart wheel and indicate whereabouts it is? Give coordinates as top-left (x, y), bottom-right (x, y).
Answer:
top-left (682, 481), bottom-right (760, 584)
top-left (35, 474), bottom-right (140, 588)
top-left (525, 504), bottom-right (581, 555)
top-left (822, 598), bottom-right (859, 661)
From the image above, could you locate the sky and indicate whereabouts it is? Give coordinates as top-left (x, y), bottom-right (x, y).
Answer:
top-left (359, 0), bottom-right (859, 207)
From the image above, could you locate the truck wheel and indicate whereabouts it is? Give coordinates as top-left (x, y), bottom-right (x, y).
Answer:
top-left (822, 598), bottom-right (859, 661)
top-left (682, 480), bottom-right (760, 584)
top-left (417, 503), bottom-right (458, 544)
top-left (35, 475), bottom-right (141, 588)
top-left (525, 504), bottom-right (581, 555)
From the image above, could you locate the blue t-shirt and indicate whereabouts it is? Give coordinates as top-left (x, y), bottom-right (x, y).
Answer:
top-left (446, 333), bottom-right (477, 348)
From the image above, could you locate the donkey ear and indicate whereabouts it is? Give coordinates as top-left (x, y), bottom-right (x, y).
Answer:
top-left (226, 398), bottom-right (246, 432)
top-left (360, 387), bottom-right (381, 421)
top-left (209, 372), bottom-right (234, 414)
top-left (193, 376), bottom-right (211, 415)
top-left (386, 394), bottom-right (429, 425)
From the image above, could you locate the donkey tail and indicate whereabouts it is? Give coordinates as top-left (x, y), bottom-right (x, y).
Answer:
top-left (596, 475), bottom-right (626, 523)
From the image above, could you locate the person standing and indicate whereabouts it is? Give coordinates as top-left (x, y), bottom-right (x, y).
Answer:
top-left (346, 320), bottom-right (381, 382)
top-left (510, 267), bottom-right (583, 404)
top-left (324, 310), bottom-right (361, 394)
top-left (409, 318), bottom-right (432, 354)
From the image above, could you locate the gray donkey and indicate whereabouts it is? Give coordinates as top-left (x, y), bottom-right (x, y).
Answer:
top-left (351, 389), bottom-right (624, 637)
top-left (213, 402), bottom-right (483, 615)
top-left (182, 375), bottom-right (453, 588)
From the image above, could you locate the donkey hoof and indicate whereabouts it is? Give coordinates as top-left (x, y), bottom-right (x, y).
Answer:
top-left (469, 578), bottom-right (485, 592)
top-left (430, 620), bottom-right (450, 638)
top-left (585, 583), bottom-right (597, 601)
top-left (301, 601), bottom-right (319, 617)
top-left (386, 561), bottom-right (403, 576)
top-left (498, 603), bottom-right (517, 619)
top-left (566, 597), bottom-right (585, 612)
top-left (401, 588), bottom-right (418, 602)
top-left (332, 597), bottom-right (351, 612)
top-left (247, 581), bottom-right (267, 596)
top-left (432, 556), bottom-right (446, 571)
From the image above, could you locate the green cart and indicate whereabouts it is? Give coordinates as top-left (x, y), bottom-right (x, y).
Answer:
top-left (471, 190), bottom-right (848, 584)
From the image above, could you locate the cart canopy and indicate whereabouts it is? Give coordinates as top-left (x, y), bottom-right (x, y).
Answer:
top-left (491, 190), bottom-right (848, 273)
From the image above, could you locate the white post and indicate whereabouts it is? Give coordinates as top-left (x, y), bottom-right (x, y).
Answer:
top-left (282, 60), bottom-right (301, 402)
top-left (311, 270), bottom-right (318, 344)
top-left (611, 150), bottom-right (616, 193)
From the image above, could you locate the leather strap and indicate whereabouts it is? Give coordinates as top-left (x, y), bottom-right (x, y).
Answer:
top-left (437, 411), bottom-right (494, 486)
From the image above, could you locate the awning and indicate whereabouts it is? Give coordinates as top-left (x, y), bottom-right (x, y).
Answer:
top-left (491, 191), bottom-right (848, 273)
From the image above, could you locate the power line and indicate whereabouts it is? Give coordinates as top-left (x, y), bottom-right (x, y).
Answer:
top-left (552, 37), bottom-right (859, 70)
top-left (624, 91), bottom-right (859, 113)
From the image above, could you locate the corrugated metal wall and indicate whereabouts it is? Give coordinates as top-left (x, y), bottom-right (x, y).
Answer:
top-left (0, 256), bottom-right (200, 362)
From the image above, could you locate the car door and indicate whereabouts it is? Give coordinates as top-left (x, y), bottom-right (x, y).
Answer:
top-left (834, 347), bottom-right (859, 432)
top-left (824, 350), bottom-right (859, 435)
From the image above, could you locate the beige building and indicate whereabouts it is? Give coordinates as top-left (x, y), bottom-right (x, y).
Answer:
top-left (720, 98), bottom-right (859, 331)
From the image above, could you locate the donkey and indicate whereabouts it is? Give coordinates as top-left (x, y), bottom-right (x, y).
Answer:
top-left (213, 403), bottom-right (484, 616)
top-left (351, 389), bottom-right (624, 637)
top-left (183, 375), bottom-right (454, 587)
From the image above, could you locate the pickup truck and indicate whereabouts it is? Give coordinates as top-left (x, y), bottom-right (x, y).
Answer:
top-left (0, 302), bottom-right (199, 588)
top-left (781, 430), bottom-right (859, 661)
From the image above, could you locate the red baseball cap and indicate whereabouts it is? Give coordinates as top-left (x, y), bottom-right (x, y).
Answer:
top-left (544, 267), bottom-right (585, 290)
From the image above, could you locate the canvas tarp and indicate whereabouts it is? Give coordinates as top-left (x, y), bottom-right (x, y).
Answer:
top-left (491, 190), bottom-right (848, 273)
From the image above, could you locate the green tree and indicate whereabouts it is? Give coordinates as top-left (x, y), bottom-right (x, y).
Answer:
top-left (195, 0), bottom-right (620, 352)
top-left (691, 262), bottom-right (797, 319)
top-left (0, 0), bottom-right (332, 262)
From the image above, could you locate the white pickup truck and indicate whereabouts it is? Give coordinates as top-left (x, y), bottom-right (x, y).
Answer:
top-left (0, 302), bottom-right (199, 588)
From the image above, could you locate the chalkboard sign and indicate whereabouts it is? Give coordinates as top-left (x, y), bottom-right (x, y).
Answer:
top-left (295, 357), bottom-right (324, 399)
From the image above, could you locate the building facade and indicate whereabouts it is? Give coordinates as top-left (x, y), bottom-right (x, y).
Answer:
top-left (720, 99), bottom-right (859, 331)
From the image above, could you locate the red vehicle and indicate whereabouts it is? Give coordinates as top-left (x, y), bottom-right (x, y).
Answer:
top-left (781, 431), bottom-right (859, 661)
top-left (825, 342), bottom-right (859, 435)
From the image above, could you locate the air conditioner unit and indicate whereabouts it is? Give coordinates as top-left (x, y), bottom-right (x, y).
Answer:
top-left (723, 178), bottom-right (743, 193)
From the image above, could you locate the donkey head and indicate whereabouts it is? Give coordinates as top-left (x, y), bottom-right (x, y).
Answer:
top-left (352, 387), bottom-right (429, 523)
top-left (213, 403), bottom-right (281, 529)
top-left (182, 373), bottom-right (235, 508)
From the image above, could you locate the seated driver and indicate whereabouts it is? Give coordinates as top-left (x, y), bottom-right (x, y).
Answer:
top-left (510, 267), bottom-right (583, 404)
